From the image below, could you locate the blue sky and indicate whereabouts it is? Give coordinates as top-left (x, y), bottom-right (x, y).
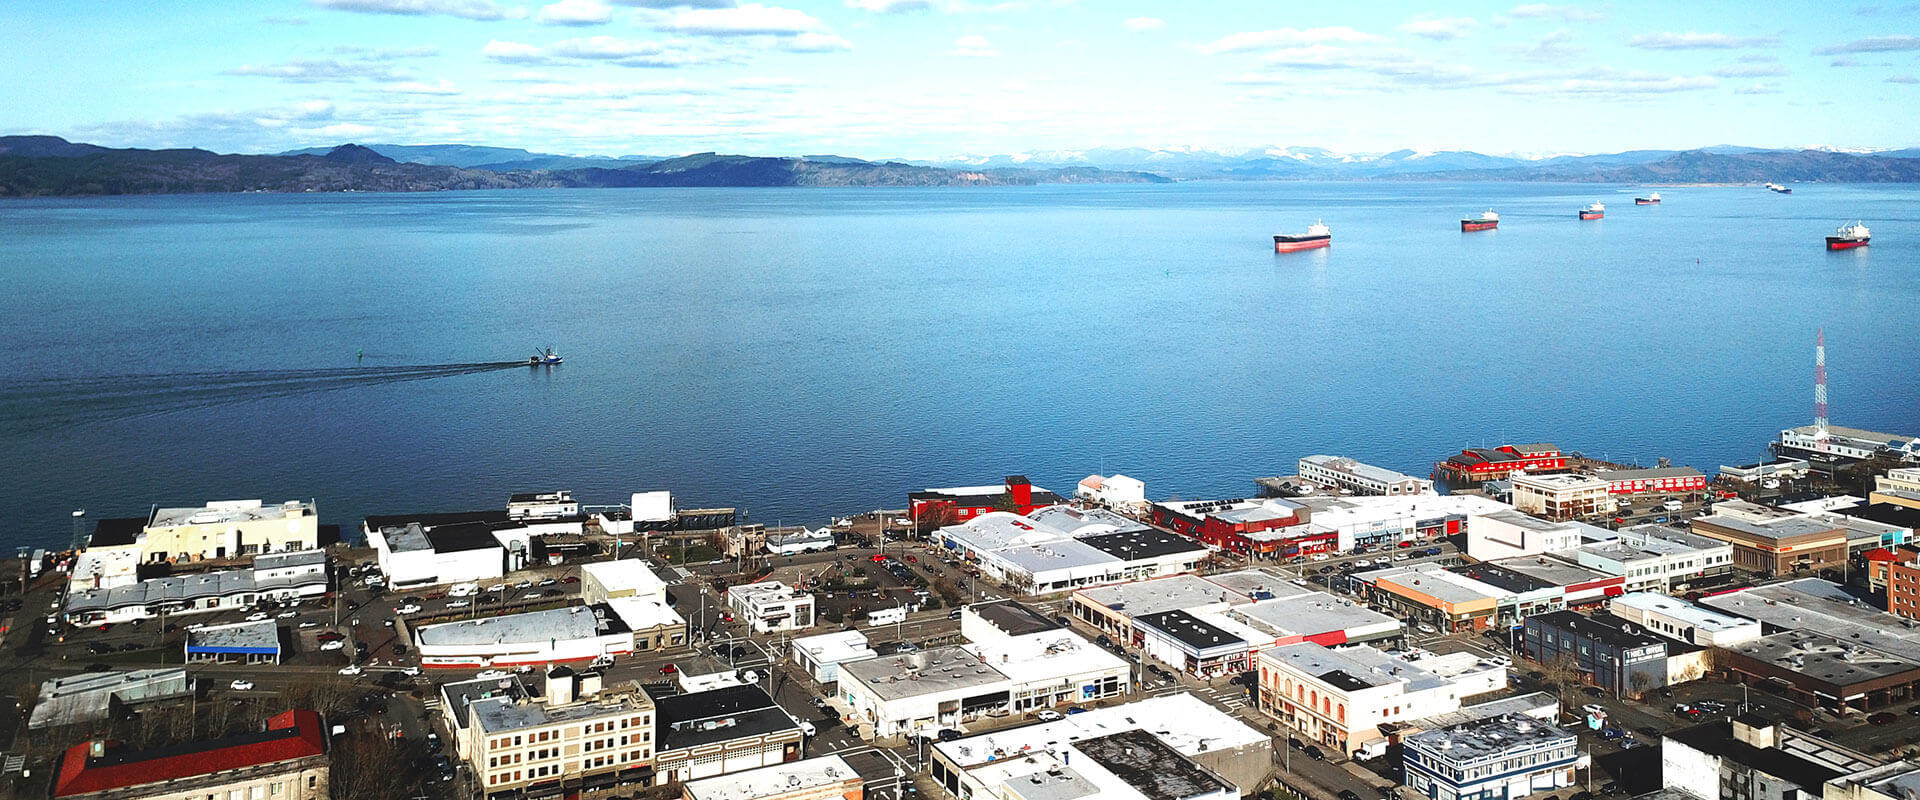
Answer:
top-left (6, 0), bottom-right (1919, 159)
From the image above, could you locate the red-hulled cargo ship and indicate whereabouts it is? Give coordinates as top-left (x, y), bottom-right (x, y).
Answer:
top-left (1826, 221), bottom-right (1869, 250)
top-left (1460, 209), bottom-right (1499, 232)
top-left (1274, 220), bottom-right (1331, 252)
top-left (1578, 203), bottom-right (1604, 220)
top-left (1635, 192), bottom-right (1661, 205)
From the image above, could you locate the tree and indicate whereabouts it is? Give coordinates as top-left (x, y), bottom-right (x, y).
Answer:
top-left (992, 493), bottom-right (1019, 513)
top-left (1628, 671), bottom-right (1654, 700)
top-left (330, 729), bottom-right (414, 800)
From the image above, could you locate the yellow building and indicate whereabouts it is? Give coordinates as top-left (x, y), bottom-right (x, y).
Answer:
top-left (1872, 468), bottom-right (1920, 510)
top-left (141, 500), bottom-right (319, 562)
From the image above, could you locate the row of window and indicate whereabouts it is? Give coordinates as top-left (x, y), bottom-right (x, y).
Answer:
top-left (487, 716), bottom-right (649, 750)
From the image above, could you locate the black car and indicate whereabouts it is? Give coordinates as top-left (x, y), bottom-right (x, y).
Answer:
top-left (937, 728), bottom-right (964, 742)
top-left (1096, 635), bottom-right (1114, 649)
top-left (1339, 791), bottom-right (1363, 800)
top-left (85, 663), bottom-right (111, 672)
top-left (1288, 737), bottom-right (1305, 750)
top-left (391, 643), bottom-right (407, 655)
top-left (87, 642), bottom-right (113, 654)
top-left (1303, 745), bottom-right (1326, 761)
top-left (1582, 686), bottom-right (1606, 698)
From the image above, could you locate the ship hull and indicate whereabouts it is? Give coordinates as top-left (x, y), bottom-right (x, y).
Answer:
top-left (1578, 211), bottom-right (1603, 220)
top-left (1772, 188), bottom-right (1792, 194)
top-left (1274, 235), bottom-right (1331, 253)
top-left (1635, 199), bottom-right (1658, 205)
top-left (1460, 220), bottom-right (1498, 232)
top-left (1826, 237), bottom-right (1869, 250)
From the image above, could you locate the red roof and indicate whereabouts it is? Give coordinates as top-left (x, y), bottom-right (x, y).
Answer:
top-left (1864, 548), bottom-right (1902, 563)
top-left (55, 710), bottom-right (325, 797)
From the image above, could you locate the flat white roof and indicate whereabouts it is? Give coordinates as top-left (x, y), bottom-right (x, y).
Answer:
top-left (605, 596), bottom-right (685, 630)
top-left (151, 499), bottom-right (312, 528)
top-left (793, 630), bottom-right (877, 664)
top-left (1076, 575), bottom-right (1248, 618)
top-left (971, 631), bottom-right (1129, 685)
top-left (582, 560), bottom-right (666, 594)
top-left (1230, 593), bottom-right (1400, 638)
top-left (684, 755), bottom-right (860, 800)
top-left (1701, 579), bottom-right (1920, 663)
top-left (1610, 592), bottom-right (1758, 632)
top-left (418, 605), bottom-right (611, 646)
top-left (934, 692), bottom-right (1265, 766)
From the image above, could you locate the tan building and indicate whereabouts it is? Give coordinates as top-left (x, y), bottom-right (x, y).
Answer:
top-left (140, 500), bottom-right (320, 562)
top-left (462, 674), bottom-right (657, 800)
top-left (1690, 501), bottom-right (1849, 575)
top-left (1872, 468), bottom-right (1920, 510)
top-left (52, 710), bottom-right (327, 800)
top-left (682, 756), bottom-right (863, 800)
top-left (1511, 474), bottom-right (1613, 521)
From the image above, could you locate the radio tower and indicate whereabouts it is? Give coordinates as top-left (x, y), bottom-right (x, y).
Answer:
top-left (1814, 328), bottom-right (1829, 440)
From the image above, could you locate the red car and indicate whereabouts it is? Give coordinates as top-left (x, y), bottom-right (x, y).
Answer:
top-left (1397, 541), bottom-right (1413, 549)
top-left (660, 664), bottom-right (679, 675)
top-left (870, 555), bottom-right (889, 563)
top-left (906, 555), bottom-right (918, 562)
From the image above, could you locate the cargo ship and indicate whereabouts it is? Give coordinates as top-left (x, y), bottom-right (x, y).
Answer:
top-left (1826, 221), bottom-right (1869, 250)
top-left (1274, 220), bottom-right (1332, 253)
top-left (1635, 192), bottom-right (1661, 205)
top-left (1767, 182), bottom-right (1792, 194)
top-left (1460, 210), bottom-right (1499, 232)
top-left (1578, 203), bottom-right (1604, 220)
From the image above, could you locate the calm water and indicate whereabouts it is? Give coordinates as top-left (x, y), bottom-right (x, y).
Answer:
top-left (3, 182), bottom-right (1917, 551)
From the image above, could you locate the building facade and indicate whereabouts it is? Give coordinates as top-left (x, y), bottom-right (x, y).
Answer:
top-left (1298, 455), bottom-right (1435, 496)
top-left (1255, 642), bottom-right (1505, 755)
top-left (463, 682), bottom-right (657, 800)
top-left (909, 476), bottom-right (1064, 528)
top-left (1437, 444), bottom-right (1570, 483)
top-left (1595, 467), bottom-right (1708, 496)
top-left (727, 582), bottom-right (816, 634)
top-left (1690, 502), bottom-right (1849, 575)
top-left (1522, 610), bottom-right (1669, 697)
top-left (1149, 497), bottom-right (1322, 558)
top-left (681, 756), bottom-right (862, 800)
top-left (1511, 475), bottom-right (1613, 521)
top-left (653, 685), bottom-right (803, 783)
top-left (52, 710), bottom-right (328, 800)
top-left (1402, 715), bottom-right (1578, 800)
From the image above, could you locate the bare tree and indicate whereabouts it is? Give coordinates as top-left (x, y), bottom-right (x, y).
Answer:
top-left (330, 730), bottom-right (414, 800)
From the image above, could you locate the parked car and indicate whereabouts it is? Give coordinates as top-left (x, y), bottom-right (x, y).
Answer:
top-left (230, 680), bottom-right (254, 691)
top-left (1416, 623), bottom-right (1438, 634)
top-left (244, 612), bottom-right (270, 621)
top-left (660, 663), bottom-right (679, 674)
top-left (298, 620), bottom-right (320, 628)
top-left (477, 669), bottom-right (511, 680)
top-left (1581, 704), bottom-right (1605, 717)
top-left (320, 640), bottom-right (345, 651)
top-left (339, 665), bottom-right (363, 676)
top-left (1339, 791), bottom-right (1364, 800)
top-left (938, 728), bottom-right (964, 741)
top-left (1869, 712), bottom-right (1899, 726)
top-left (447, 600), bottom-right (471, 609)
top-left (1035, 710), bottom-right (1063, 722)
top-left (396, 604), bottom-right (422, 614)
top-left (1303, 745), bottom-right (1325, 761)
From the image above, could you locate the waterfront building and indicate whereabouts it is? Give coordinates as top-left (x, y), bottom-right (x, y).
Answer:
top-left (1720, 458), bottom-right (1812, 484)
top-left (1149, 497), bottom-right (1320, 558)
top-left (1663, 716), bottom-right (1883, 800)
top-left (1608, 592), bottom-right (1762, 647)
top-left (1075, 473), bottom-right (1146, 511)
top-left (764, 526), bottom-right (835, 555)
top-left (142, 499), bottom-right (320, 562)
top-left (1594, 466), bottom-right (1708, 496)
top-left (52, 710), bottom-right (328, 800)
top-left (64, 552), bottom-right (328, 625)
top-left (1298, 494), bottom-right (1509, 552)
top-left (909, 476), bottom-right (1064, 527)
top-left (462, 679), bottom-right (657, 799)
top-left (1436, 444), bottom-right (1570, 482)
top-left (581, 559), bottom-right (667, 603)
top-left (727, 581), bottom-right (816, 634)
top-left (927, 693), bottom-right (1270, 800)
top-left (682, 756), bottom-right (862, 800)
top-left (1298, 455), bottom-right (1435, 496)
top-left (1511, 474), bottom-right (1614, 521)
top-left (1256, 642), bottom-right (1505, 756)
top-left (1690, 501), bottom-right (1849, 574)
top-left (652, 685), bottom-right (803, 782)
top-left (1777, 423), bottom-right (1920, 464)
top-left (933, 508), bottom-right (1206, 595)
top-left (1522, 610), bottom-right (1670, 696)
top-left (1402, 714), bottom-right (1578, 800)
top-left (507, 490), bottom-right (579, 520)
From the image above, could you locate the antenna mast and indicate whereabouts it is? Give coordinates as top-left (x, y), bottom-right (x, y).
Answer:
top-left (1815, 328), bottom-right (1829, 439)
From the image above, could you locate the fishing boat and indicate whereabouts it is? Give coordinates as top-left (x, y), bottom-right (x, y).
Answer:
top-left (528, 347), bottom-right (563, 365)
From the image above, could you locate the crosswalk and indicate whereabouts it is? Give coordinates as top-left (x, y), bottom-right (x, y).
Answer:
top-left (1194, 684), bottom-right (1251, 711)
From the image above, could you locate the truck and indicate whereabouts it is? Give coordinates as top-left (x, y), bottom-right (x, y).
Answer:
top-left (446, 582), bottom-right (480, 598)
top-left (867, 606), bottom-right (907, 626)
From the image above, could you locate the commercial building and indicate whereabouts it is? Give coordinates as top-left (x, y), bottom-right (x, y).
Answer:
top-left (64, 552), bottom-right (329, 625)
top-left (909, 476), bottom-right (1065, 528)
top-left (1465, 511), bottom-right (1594, 561)
top-left (184, 619), bottom-right (282, 664)
top-left (1703, 579), bottom-right (1920, 666)
top-left (1298, 455), bottom-right (1434, 496)
top-left (1255, 642), bottom-right (1505, 756)
top-left (1129, 591), bottom-right (1403, 678)
top-left (928, 693), bottom-right (1270, 800)
top-left (1133, 610), bottom-right (1253, 678)
top-left (933, 509), bottom-right (1206, 595)
top-left (581, 560), bottom-right (668, 604)
top-left (727, 582), bottom-right (816, 634)
top-left (790, 630), bottom-right (878, 684)
top-left (140, 500), bottom-right (321, 562)
top-left (1872, 468), bottom-right (1920, 509)
top-left (508, 490), bottom-right (579, 520)
top-left (1607, 592), bottom-right (1762, 647)
top-left (1568, 525), bottom-right (1734, 593)
top-left (1296, 494), bottom-right (1508, 552)
top-left (1594, 466), bottom-right (1708, 496)
top-left (1714, 632), bottom-right (1920, 711)
top-left (461, 678), bottom-right (657, 799)
top-left (1070, 574), bottom-right (1258, 638)
top-left (682, 756), bottom-right (862, 800)
top-left (1353, 559), bottom-right (1620, 632)
top-left (366, 520), bottom-right (511, 589)
top-left (1436, 444), bottom-right (1569, 483)
top-left (439, 673), bottom-right (538, 759)
top-left (1777, 423), bottom-right (1920, 464)
top-left (1521, 610), bottom-right (1670, 696)
top-left (1832, 503), bottom-right (1920, 550)
top-left (52, 710), bottom-right (328, 800)
top-left (1403, 715), bottom-right (1577, 800)
top-left (1720, 459), bottom-right (1812, 484)
top-left (1075, 474), bottom-right (1147, 512)
top-left (1824, 762), bottom-right (1920, 800)
top-left (1663, 716), bottom-right (1883, 800)
top-left (652, 684), bottom-right (803, 782)
top-left (1511, 474), bottom-right (1613, 521)
top-left (29, 669), bottom-right (193, 730)
top-left (1690, 501), bottom-right (1850, 575)
top-left (764, 527), bottom-right (835, 556)
top-left (1149, 497), bottom-right (1320, 558)
top-left (417, 604), bottom-right (639, 668)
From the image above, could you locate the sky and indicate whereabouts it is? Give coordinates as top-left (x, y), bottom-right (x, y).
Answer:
top-left (5, 0), bottom-right (1919, 160)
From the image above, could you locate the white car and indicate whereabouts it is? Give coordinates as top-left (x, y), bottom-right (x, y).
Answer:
top-left (1416, 623), bottom-right (1438, 634)
top-left (320, 640), bottom-right (345, 651)
top-left (476, 669), bottom-right (511, 680)
top-left (538, 578), bottom-right (557, 587)
top-left (230, 680), bottom-right (255, 691)
top-left (487, 584), bottom-right (507, 593)
top-left (515, 665), bottom-right (535, 673)
top-left (1034, 709), bottom-right (1063, 722)
top-left (1663, 499), bottom-right (1684, 512)
top-left (520, 592), bottom-right (541, 601)
top-left (244, 612), bottom-right (270, 621)
top-left (447, 600), bottom-right (471, 609)
top-left (1352, 558), bottom-right (1372, 567)
top-left (1581, 703), bottom-right (1605, 717)
top-left (276, 610), bottom-right (298, 619)
top-left (399, 666), bottom-right (421, 676)
top-left (339, 665), bottom-right (363, 676)
top-left (298, 621), bottom-right (320, 629)
top-left (799, 721), bottom-right (816, 736)
top-left (1309, 553), bottom-right (1329, 562)
top-left (396, 604), bottom-right (422, 614)
top-left (515, 580), bottom-right (533, 589)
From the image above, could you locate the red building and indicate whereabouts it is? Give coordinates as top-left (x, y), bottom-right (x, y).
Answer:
top-left (909, 476), bottom-right (1064, 528)
top-left (1149, 498), bottom-right (1335, 558)
top-left (55, 710), bottom-right (328, 799)
top-left (1595, 466), bottom-right (1707, 495)
top-left (1436, 443), bottom-right (1569, 482)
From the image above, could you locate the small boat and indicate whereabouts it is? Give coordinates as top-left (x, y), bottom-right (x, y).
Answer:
top-left (1460, 209), bottom-right (1499, 232)
top-left (528, 347), bottom-right (563, 365)
top-left (1578, 203), bottom-right (1604, 220)
top-left (1635, 192), bottom-right (1661, 205)
top-left (1826, 221), bottom-right (1870, 250)
top-left (1766, 182), bottom-right (1792, 194)
top-left (1274, 220), bottom-right (1332, 253)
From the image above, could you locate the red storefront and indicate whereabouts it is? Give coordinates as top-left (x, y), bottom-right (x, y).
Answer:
top-left (1150, 498), bottom-right (1330, 557)
top-left (1596, 467), bottom-right (1708, 495)
top-left (909, 475), bottom-right (1064, 527)
top-left (1437, 444), bottom-right (1569, 481)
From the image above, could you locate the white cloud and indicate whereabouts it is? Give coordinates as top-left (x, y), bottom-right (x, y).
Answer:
top-left (1260, 45), bottom-right (1360, 68)
top-left (1505, 4), bottom-right (1603, 22)
top-left (729, 76), bottom-right (804, 89)
top-left (845, 0), bottom-right (931, 11)
top-left (483, 39), bottom-right (548, 62)
top-left (386, 79), bottom-right (463, 94)
top-left (227, 59), bottom-right (411, 82)
top-left (538, 0), bottom-right (613, 25)
top-left (1889, 74), bottom-right (1920, 84)
top-left (1122, 16), bottom-right (1163, 33)
top-left (1507, 28), bottom-right (1583, 60)
top-left (309, 0), bottom-right (524, 21)
top-left (664, 4), bottom-right (824, 35)
top-left (1198, 27), bottom-right (1386, 55)
top-left (951, 34), bottom-right (998, 57)
top-left (610, 0), bottom-right (734, 6)
top-left (1398, 16), bottom-right (1477, 41)
top-left (1816, 35), bottom-right (1920, 54)
top-left (1629, 32), bottom-right (1779, 50)
top-left (1516, 73), bottom-right (1718, 95)
top-left (308, 122), bottom-right (378, 138)
top-left (782, 32), bottom-right (853, 51)
top-left (1733, 83), bottom-right (1781, 94)
top-left (1712, 62), bottom-right (1787, 77)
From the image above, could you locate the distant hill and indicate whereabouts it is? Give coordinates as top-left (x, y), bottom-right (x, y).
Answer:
top-left (0, 137), bottom-right (1170, 197)
top-left (1409, 149), bottom-right (1920, 183)
top-left (276, 143), bottom-right (666, 169)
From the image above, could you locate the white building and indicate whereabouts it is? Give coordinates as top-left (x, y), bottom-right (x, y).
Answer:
top-left (417, 604), bottom-right (638, 668)
top-left (1299, 455), bottom-right (1435, 496)
top-left (1403, 715), bottom-right (1578, 800)
top-left (141, 499), bottom-right (321, 561)
top-left (1466, 511), bottom-right (1596, 561)
top-left (933, 509), bottom-right (1206, 595)
top-left (1075, 474), bottom-right (1147, 511)
top-left (682, 755), bottom-right (862, 800)
top-left (581, 559), bottom-right (668, 604)
top-left (765, 527), bottom-right (835, 556)
top-left (1511, 474), bottom-right (1614, 520)
top-left (367, 521), bottom-right (509, 589)
top-left (1607, 592), bottom-right (1763, 648)
top-left (507, 490), bottom-right (579, 520)
top-left (1296, 493), bottom-right (1513, 552)
top-left (790, 630), bottom-right (878, 684)
top-left (1569, 525), bottom-right (1735, 592)
top-left (1779, 423), bottom-right (1920, 463)
top-left (62, 552), bottom-right (329, 625)
top-left (727, 581), bottom-right (816, 634)
top-left (29, 669), bottom-right (192, 730)
top-left (1256, 642), bottom-right (1506, 755)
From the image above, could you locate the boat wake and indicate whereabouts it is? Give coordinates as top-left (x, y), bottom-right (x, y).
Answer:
top-left (0, 361), bottom-right (529, 429)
